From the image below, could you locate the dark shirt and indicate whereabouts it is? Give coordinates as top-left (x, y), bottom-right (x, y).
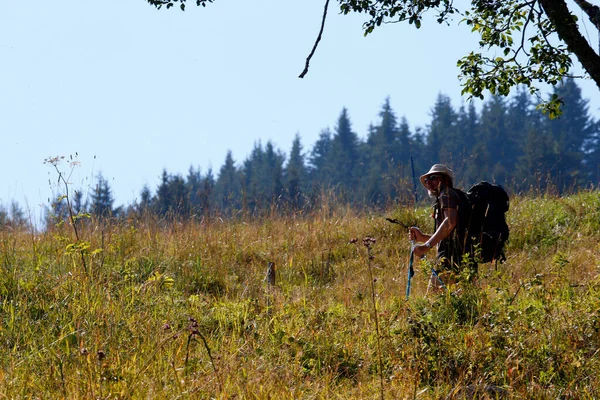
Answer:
top-left (434, 187), bottom-right (468, 273)
top-left (434, 187), bottom-right (459, 230)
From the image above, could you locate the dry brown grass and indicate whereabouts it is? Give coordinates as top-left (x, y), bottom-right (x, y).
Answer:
top-left (1, 191), bottom-right (600, 398)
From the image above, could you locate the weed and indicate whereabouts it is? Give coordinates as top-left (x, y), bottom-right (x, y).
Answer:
top-left (1, 191), bottom-right (600, 397)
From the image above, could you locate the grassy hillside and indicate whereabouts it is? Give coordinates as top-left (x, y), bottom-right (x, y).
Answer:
top-left (1, 192), bottom-right (600, 399)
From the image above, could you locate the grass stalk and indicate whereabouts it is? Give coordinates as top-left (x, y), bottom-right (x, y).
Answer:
top-left (362, 237), bottom-right (385, 400)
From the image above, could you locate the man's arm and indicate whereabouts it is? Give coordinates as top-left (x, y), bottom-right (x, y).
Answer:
top-left (408, 227), bottom-right (430, 243)
top-left (413, 207), bottom-right (457, 257)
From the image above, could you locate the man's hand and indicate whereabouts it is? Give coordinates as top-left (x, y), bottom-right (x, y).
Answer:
top-left (408, 227), bottom-right (424, 242)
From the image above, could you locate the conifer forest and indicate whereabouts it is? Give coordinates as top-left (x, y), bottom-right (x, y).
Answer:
top-left (5, 78), bottom-right (598, 226)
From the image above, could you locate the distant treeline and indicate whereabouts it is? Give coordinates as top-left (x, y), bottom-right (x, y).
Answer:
top-left (19, 78), bottom-right (596, 227)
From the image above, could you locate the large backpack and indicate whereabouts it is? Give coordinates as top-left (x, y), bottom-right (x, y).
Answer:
top-left (457, 182), bottom-right (510, 264)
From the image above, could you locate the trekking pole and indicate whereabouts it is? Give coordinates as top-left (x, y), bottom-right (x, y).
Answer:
top-left (385, 218), bottom-right (415, 299)
top-left (406, 240), bottom-right (415, 300)
top-left (406, 156), bottom-right (418, 299)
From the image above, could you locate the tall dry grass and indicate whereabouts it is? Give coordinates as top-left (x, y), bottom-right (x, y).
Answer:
top-left (1, 191), bottom-right (600, 398)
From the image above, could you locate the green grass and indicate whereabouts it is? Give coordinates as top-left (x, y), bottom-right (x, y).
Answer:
top-left (1, 191), bottom-right (600, 398)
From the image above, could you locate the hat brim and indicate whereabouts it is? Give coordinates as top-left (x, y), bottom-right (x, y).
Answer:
top-left (420, 172), bottom-right (451, 188)
top-left (419, 174), bottom-right (430, 188)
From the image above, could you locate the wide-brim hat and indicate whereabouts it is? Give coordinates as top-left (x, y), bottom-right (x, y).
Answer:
top-left (420, 164), bottom-right (454, 187)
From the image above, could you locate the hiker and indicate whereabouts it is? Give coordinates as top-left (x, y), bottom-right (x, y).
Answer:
top-left (408, 164), bottom-right (475, 288)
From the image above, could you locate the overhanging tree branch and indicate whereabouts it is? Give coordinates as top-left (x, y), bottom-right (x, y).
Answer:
top-left (539, 0), bottom-right (600, 91)
top-left (144, 0), bottom-right (600, 115)
top-left (299, 0), bottom-right (331, 78)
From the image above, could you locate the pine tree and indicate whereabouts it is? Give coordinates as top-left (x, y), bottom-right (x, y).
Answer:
top-left (584, 119), bottom-right (600, 185)
top-left (364, 98), bottom-right (403, 205)
top-left (186, 165), bottom-right (203, 214)
top-left (475, 95), bottom-right (510, 183)
top-left (454, 101), bottom-right (479, 186)
top-left (263, 141), bottom-right (285, 207)
top-left (155, 169), bottom-right (172, 216)
top-left (168, 174), bottom-right (188, 216)
top-left (427, 94), bottom-right (458, 166)
top-left (46, 195), bottom-right (69, 226)
top-left (309, 128), bottom-right (333, 189)
top-left (137, 185), bottom-right (153, 214)
top-left (201, 168), bottom-right (215, 216)
top-left (506, 88), bottom-right (536, 188)
top-left (543, 78), bottom-right (595, 190)
top-left (8, 201), bottom-right (27, 228)
top-left (364, 123), bottom-right (384, 204)
top-left (397, 116), bottom-right (412, 168)
top-left (0, 204), bottom-right (8, 227)
top-left (284, 134), bottom-right (308, 209)
top-left (516, 119), bottom-right (555, 191)
top-left (91, 173), bottom-right (115, 218)
top-left (375, 97), bottom-right (401, 165)
top-left (328, 108), bottom-right (361, 199)
top-left (409, 126), bottom-right (428, 185)
top-left (213, 151), bottom-right (242, 213)
top-left (242, 141), bottom-right (265, 212)
top-left (72, 189), bottom-right (88, 216)
top-left (506, 90), bottom-right (530, 161)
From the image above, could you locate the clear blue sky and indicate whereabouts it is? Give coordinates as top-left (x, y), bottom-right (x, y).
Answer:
top-left (1, 0), bottom-right (599, 222)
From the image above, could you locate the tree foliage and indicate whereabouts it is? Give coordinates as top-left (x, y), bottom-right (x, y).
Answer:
top-left (91, 173), bottom-right (115, 218)
top-left (120, 80), bottom-right (599, 218)
top-left (145, 0), bottom-right (600, 117)
top-left (338, 0), bottom-right (600, 115)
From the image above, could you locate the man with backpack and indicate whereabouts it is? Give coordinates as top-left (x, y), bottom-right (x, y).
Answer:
top-left (408, 164), bottom-right (475, 288)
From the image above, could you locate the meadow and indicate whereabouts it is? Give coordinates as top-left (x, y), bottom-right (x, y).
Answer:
top-left (1, 191), bottom-right (600, 399)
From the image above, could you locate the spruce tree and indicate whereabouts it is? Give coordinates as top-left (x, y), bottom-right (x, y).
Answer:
top-left (186, 165), bottom-right (203, 214)
top-left (309, 128), bottom-right (333, 189)
top-left (213, 151), bottom-right (242, 213)
top-left (155, 169), bottom-right (172, 216)
top-left (90, 173), bottom-right (115, 218)
top-left (9, 201), bottom-right (28, 228)
top-left (46, 195), bottom-right (69, 227)
top-left (263, 141), bottom-right (285, 208)
top-left (284, 134), bottom-right (308, 209)
top-left (72, 189), bottom-right (88, 216)
top-left (543, 78), bottom-right (595, 190)
top-left (584, 120), bottom-right (600, 186)
top-left (328, 108), bottom-right (361, 200)
top-left (427, 94), bottom-right (458, 166)
top-left (168, 174), bottom-right (188, 216)
top-left (364, 123), bottom-right (384, 204)
top-left (476, 95), bottom-right (509, 183)
top-left (505, 88), bottom-right (535, 187)
top-left (455, 101), bottom-right (479, 186)
top-left (0, 205), bottom-right (8, 227)
top-left (364, 98), bottom-right (403, 205)
top-left (516, 119), bottom-right (555, 192)
top-left (137, 185), bottom-right (153, 215)
top-left (242, 141), bottom-right (265, 211)
top-left (201, 168), bottom-right (215, 216)
top-left (397, 116), bottom-right (412, 168)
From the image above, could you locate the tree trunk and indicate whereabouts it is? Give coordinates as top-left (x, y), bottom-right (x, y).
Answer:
top-left (538, 0), bottom-right (600, 91)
